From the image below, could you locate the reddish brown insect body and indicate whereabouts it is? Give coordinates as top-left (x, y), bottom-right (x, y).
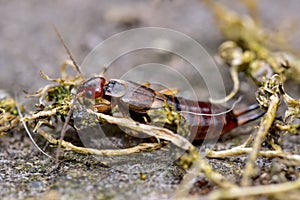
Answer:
top-left (78, 77), bottom-right (106, 99)
top-left (168, 99), bottom-right (239, 140)
top-left (77, 77), bottom-right (263, 141)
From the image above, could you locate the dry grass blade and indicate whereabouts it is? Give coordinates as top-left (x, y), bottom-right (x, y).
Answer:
top-left (241, 95), bottom-right (280, 186)
top-left (88, 109), bottom-right (195, 151)
top-left (208, 178), bottom-right (300, 200)
top-left (206, 148), bottom-right (300, 166)
top-left (37, 129), bottom-right (165, 156)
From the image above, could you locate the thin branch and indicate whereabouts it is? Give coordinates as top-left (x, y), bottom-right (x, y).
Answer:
top-left (208, 178), bottom-right (300, 200)
top-left (206, 148), bottom-right (300, 165)
top-left (23, 106), bottom-right (68, 121)
top-left (89, 109), bottom-right (195, 151)
top-left (241, 95), bottom-right (280, 186)
top-left (38, 129), bottom-right (165, 156)
top-left (89, 109), bottom-right (237, 189)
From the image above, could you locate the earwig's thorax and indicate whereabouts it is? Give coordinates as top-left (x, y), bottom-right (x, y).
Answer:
top-left (77, 77), bottom-right (106, 98)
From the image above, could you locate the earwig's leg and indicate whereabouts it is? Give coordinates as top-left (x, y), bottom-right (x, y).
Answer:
top-left (237, 111), bottom-right (265, 126)
top-left (141, 82), bottom-right (151, 87)
top-left (233, 104), bottom-right (260, 117)
top-left (93, 103), bottom-right (111, 113)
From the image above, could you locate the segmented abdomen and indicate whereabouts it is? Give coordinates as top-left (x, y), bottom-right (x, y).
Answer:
top-left (167, 96), bottom-right (238, 140)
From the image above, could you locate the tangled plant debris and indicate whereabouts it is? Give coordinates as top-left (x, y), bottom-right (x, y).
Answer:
top-left (1, 1), bottom-right (300, 199)
top-left (0, 95), bottom-right (20, 137)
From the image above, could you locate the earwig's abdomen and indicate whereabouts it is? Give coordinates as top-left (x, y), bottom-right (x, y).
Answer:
top-left (169, 97), bottom-right (238, 140)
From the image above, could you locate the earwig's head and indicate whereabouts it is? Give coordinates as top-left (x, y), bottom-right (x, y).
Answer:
top-left (77, 77), bottom-right (106, 98)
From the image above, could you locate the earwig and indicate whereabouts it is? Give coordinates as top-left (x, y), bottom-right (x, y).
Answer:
top-left (43, 27), bottom-right (264, 160)
top-left (18, 27), bottom-right (265, 162)
top-left (77, 77), bottom-right (265, 141)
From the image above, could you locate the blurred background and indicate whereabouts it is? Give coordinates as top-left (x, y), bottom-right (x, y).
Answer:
top-left (1, 0), bottom-right (300, 95)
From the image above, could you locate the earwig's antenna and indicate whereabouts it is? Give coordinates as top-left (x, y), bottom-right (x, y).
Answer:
top-left (51, 25), bottom-right (87, 163)
top-left (52, 25), bottom-right (85, 80)
top-left (15, 95), bottom-right (53, 159)
top-left (99, 65), bottom-right (108, 77)
top-left (55, 92), bottom-right (82, 163)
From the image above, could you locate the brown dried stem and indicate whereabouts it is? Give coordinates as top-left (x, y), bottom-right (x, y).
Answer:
top-left (89, 109), bottom-right (195, 151)
top-left (208, 177), bottom-right (300, 200)
top-left (241, 95), bottom-right (280, 186)
top-left (87, 109), bottom-right (235, 189)
top-left (206, 148), bottom-right (300, 166)
top-left (38, 129), bottom-right (165, 157)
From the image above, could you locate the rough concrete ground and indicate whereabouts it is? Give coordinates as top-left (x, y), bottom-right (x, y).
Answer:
top-left (1, 0), bottom-right (300, 199)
